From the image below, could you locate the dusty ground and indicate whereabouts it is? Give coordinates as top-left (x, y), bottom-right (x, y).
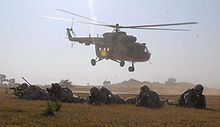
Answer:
top-left (0, 88), bottom-right (220, 127)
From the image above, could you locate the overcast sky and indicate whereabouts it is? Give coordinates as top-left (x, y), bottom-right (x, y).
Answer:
top-left (0, 0), bottom-right (220, 88)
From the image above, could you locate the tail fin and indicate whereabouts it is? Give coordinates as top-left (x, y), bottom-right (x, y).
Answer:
top-left (67, 19), bottom-right (75, 41)
top-left (66, 28), bottom-right (74, 41)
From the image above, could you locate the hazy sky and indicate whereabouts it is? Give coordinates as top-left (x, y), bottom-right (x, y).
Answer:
top-left (0, 0), bottom-right (220, 88)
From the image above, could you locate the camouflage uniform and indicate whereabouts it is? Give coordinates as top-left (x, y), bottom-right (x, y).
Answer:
top-left (46, 83), bottom-right (79, 103)
top-left (88, 87), bottom-right (99, 104)
top-left (136, 85), bottom-right (163, 108)
top-left (99, 87), bottom-right (111, 104)
top-left (88, 87), bottom-right (110, 104)
top-left (11, 83), bottom-right (48, 100)
top-left (88, 87), bottom-right (125, 104)
top-left (46, 83), bottom-right (61, 101)
top-left (110, 94), bottom-right (125, 104)
top-left (178, 84), bottom-right (206, 109)
top-left (22, 85), bottom-right (48, 100)
top-left (17, 83), bottom-right (28, 91)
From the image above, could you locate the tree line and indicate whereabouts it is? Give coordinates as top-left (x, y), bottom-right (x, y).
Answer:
top-left (0, 74), bottom-right (16, 85)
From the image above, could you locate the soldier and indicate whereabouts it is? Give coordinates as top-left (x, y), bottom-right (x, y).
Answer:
top-left (99, 87), bottom-right (111, 104)
top-left (46, 83), bottom-right (61, 101)
top-left (18, 83), bottom-right (29, 91)
top-left (110, 94), bottom-right (125, 104)
top-left (88, 87), bottom-right (109, 104)
top-left (10, 83), bottom-right (28, 93)
top-left (136, 85), bottom-right (163, 108)
top-left (10, 83), bottom-right (48, 100)
top-left (46, 83), bottom-right (77, 103)
top-left (178, 84), bottom-right (206, 109)
top-left (88, 87), bottom-right (125, 104)
top-left (12, 83), bottom-right (27, 98)
top-left (22, 85), bottom-right (48, 100)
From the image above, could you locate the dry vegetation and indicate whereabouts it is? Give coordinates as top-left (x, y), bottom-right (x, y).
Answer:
top-left (70, 79), bottom-right (220, 95)
top-left (0, 87), bottom-right (220, 127)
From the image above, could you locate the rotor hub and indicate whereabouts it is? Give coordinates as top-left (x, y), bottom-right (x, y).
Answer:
top-left (115, 23), bottom-right (120, 32)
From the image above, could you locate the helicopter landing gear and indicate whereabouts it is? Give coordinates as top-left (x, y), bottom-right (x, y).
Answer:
top-left (112, 60), bottom-right (125, 67)
top-left (120, 61), bottom-right (125, 67)
top-left (128, 62), bottom-right (135, 72)
top-left (91, 59), bottom-right (96, 66)
top-left (91, 57), bottom-right (102, 66)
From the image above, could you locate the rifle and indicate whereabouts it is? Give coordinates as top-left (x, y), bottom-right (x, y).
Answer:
top-left (22, 77), bottom-right (32, 86)
top-left (9, 87), bottom-right (17, 90)
top-left (8, 87), bottom-right (18, 93)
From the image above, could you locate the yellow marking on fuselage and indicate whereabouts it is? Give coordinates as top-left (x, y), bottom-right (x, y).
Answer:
top-left (100, 50), bottom-right (108, 57)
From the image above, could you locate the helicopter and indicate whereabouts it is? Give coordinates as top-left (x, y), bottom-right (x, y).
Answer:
top-left (39, 9), bottom-right (198, 72)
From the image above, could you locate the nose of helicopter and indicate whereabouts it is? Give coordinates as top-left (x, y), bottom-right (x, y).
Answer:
top-left (148, 52), bottom-right (151, 60)
top-left (145, 51), bottom-right (151, 61)
top-left (144, 46), bottom-right (151, 61)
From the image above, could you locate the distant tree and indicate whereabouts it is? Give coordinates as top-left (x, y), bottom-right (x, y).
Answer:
top-left (165, 77), bottom-right (176, 85)
top-left (103, 80), bottom-right (111, 85)
top-left (0, 74), bottom-right (17, 86)
top-left (7, 78), bottom-right (15, 86)
top-left (59, 79), bottom-right (72, 87)
top-left (0, 74), bottom-right (7, 85)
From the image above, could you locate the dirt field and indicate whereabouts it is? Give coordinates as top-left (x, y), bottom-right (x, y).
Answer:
top-left (0, 88), bottom-right (220, 127)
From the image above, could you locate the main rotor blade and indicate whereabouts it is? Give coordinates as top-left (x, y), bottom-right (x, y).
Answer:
top-left (38, 15), bottom-right (197, 32)
top-left (38, 15), bottom-right (112, 27)
top-left (120, 22), bottom-right (198, 28)
top-left (126, 27), bottom-right (190, 31)
top-left (57, 9), bottom-right (108, 25)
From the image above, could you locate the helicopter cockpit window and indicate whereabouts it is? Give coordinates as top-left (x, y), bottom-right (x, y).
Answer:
top-left (145, 46), bottom-right (150, 54)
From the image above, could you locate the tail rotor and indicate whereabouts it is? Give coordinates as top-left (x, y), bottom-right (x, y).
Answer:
top-left (66, 18), bottom-right (76, 48)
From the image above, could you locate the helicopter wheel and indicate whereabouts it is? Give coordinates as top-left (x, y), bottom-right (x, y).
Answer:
top-left (91, 59), bottom-right (96, 66)
top-left (120, 61), bottom-right (125, 67)
top-left (128, 62), bottom-right (135, 72)
top-left (128, 66), bottom-right (135, 72)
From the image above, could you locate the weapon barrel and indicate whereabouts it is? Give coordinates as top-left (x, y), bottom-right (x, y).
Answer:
top-left (22, 77), bottom-right (32, 86)
top-left (9, 87), bottom-right (16, 90)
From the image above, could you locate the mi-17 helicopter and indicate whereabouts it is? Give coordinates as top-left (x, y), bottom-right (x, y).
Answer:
top-left (39, 9), bottom-right (197, 72)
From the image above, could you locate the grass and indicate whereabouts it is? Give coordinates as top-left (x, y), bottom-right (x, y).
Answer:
top-left (43, 100), bottom-right (62, 116)
top-left (0, 88), bottom-right (220, 127)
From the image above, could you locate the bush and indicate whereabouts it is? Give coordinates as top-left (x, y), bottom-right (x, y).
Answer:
top-left (43, 100), bottom-right (62, 116)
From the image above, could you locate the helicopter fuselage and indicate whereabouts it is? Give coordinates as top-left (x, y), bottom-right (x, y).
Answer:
top-left (68, 30), bottom-right (151, 62)
top-left (95, 32), bottom-right (151, 62)
top-left (67, 28), bottom-right (151, 72)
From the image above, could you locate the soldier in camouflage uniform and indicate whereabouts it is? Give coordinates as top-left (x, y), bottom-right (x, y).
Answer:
top-left (88, 87), bottom-right (125, 105)
top-left (22, 85), bottom-right (48, 100)
top-left (178, 84), bottom-right (206, 109)
top-left (46, 83), bottom-right (61, 101)
top-left (88, 87), bottom-right (102, 104)
top-left (10, 83), bottom-right (48, 100)
top-left (9, 83), bottom-right (28, 93)
top-left (136, 85), bottom-right (163, 108)
top-left (46, 83), bottom-right (83, 103)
